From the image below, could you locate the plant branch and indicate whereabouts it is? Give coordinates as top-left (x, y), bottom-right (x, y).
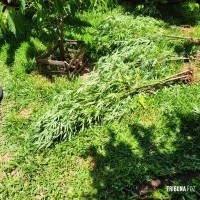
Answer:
top-left (163, 35), bottom-right (200, 43)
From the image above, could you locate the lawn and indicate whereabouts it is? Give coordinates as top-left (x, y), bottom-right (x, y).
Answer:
top-left (0, 4), bottom-right (200, 200)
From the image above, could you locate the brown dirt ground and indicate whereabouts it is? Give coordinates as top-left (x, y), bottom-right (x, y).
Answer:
top-left (179, 26), bottom-right (195, 37)
top-left (0, 151), bottom-right (11, 181)
top-left (19, 108), bottom-right (32, 119)
top-left (179, 63), bottom-right (199, 84)
top-left (195, 50), bottom-right (200, 59)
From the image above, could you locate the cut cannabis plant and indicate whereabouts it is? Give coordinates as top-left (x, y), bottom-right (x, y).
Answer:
top-left (34, 14), bottom-right (181, 148)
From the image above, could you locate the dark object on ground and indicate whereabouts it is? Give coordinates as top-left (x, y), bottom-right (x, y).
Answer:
top-left (0, 87), bottom-right (3, 102)
top-left (2, 0), bottom-right (20, 8)
top-left (124, 170), bottom-right (200, 198)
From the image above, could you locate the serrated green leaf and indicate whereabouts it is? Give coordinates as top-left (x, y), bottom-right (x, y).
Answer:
top-left (0, 12), bottom-right (7, 33)
top-left (7, 11), bottom-right (16, 34)
top-left (20, 0), bottom-right (26, 12)
top-left (12, 11), bottom-right (24, 33)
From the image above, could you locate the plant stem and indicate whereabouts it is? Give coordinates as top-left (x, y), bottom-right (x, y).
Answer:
top-left (128, 74), bottom-right (189, 96)
top-left (163, 35), bottom-right (200, 43)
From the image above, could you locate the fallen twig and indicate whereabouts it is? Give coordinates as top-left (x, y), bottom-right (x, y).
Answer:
top-left (163, 35), bottom-right (200, 43)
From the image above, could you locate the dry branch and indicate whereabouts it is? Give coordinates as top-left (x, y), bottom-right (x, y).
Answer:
top-left (36, 59), bottom-right (65, 66)
top-left (67, 48), bottom-right (85, 69)
top-left (163, 35), bottom-right (200, 43)
top-left (65, 48), bottom-right (78, 53)
top-left (74, 61), bottom-right (87, 76)
top-left (65, 39), bottom-right (84, 45)
top-left (169, 56), bottom-right (200, 62)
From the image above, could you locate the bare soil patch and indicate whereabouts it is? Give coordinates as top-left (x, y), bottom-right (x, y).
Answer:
top-left (0, 151), bottom-right (11, 180)
top-left (19, 108), bottom-right (32, 119)
top-left (179, 26), bottom-right (195, 37)
top-left (179, 64), bottom-right (199, 84)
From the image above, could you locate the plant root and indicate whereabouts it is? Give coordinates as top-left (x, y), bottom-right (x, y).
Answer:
top-left (179, 64), bottom-right (198, 84)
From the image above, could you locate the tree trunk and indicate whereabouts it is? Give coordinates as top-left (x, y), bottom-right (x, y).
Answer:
top-left (58, 16), bottom-right (65, 60)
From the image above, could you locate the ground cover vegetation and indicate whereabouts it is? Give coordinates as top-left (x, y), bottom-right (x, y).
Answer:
top-left (0, 0), bottom-right (200, 199)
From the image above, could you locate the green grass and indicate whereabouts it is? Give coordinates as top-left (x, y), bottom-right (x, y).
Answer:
top-left (0, 6), bottom-right (200, 199)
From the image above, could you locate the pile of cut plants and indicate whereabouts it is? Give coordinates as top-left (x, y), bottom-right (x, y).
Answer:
top-left (33, 14), bottom-right (199, 148)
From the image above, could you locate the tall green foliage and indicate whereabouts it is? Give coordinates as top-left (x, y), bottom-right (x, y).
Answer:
top-left (0, 2), bottom-right (25, 35)
top-left (0, 0), bottom-right (118, 62)
top-left (0, 0), bottom-right (117, 35)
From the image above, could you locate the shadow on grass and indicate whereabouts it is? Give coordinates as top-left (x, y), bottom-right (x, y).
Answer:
top-left (0, 32), bottom-right (26, 68)
top-left (82, 111), bottom-right (200, 199)
top-left (63, 16), bottom-right (95, 61)
top-left (119, 1), bottom-right (200, 26)
top-left (156, 2), bottom-right (200, 26)
top-left (0, 33), bottom-right (46, 74)
top-left (64, 15), bottom-right (91, 29)
top-left (0, 15), bottom-right (37, 71)
top-left (173, 41), bottom-right (199, 58)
